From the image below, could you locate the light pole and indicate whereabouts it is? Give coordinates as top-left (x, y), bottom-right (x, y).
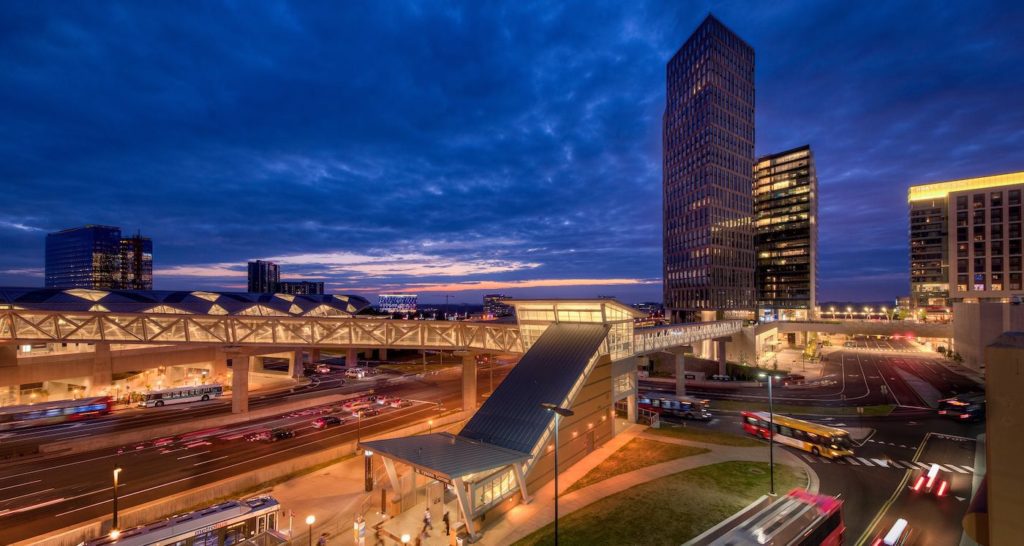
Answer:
top-left (757, 374), bottom-right (775, 496)
top-left (305, 515), bottom-right (315, 546)
top-left (428, 419), bottom-right (434, 434)
top-left (364, 449), bottom-right (374, 492)
top-left (112, 467), bottom-right (123, 533)
top-left (541, 402), bottom-right (574, 546)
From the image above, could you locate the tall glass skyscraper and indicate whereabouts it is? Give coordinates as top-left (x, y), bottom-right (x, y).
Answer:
top-left (663, 15), bottom-right (756, 323)
top-left (45, 225), bottom-right (153, 290)
top-left (754, 145), bottom-right (817, 320)
top-left (247, 260), bottom-right (280, 293)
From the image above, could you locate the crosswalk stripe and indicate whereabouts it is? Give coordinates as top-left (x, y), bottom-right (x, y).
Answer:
top-left (961, 465), bottom-right (974, 472)
top-left (871, 458), bottom-right (890, 468)
top-left (942, 464), bottom-right (968, 474)
top-left (912, 461), bottom-right (932, 470)
top-left (835, 458), bottom-right (846, 464)
top-left (817, 456), bottom-right (831, 464)
top-left (847, 458), bottom-right (861, 465)
top-left (799, 454), bottom-right (817, 464)
top-left (857, 457), bottom-right (874, 466)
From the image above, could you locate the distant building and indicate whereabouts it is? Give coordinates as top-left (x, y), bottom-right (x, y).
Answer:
top-left (276, 281), bottom-right (324, 295)
top-left (908, 171), bottom-right (1024, 314)
top-left (663, 14), bottom-right (756, 323)
top-left (632, 302), bottom-right (663, 316)
top-left (754, 145), bottom-right (818, 321)
top-left (247, 260), bottom-right (280, 293)
top-left (45, 225), bottom-right (152, 290)
top-left (483, 294), bottom-right (514, 317)
top-left (378, 294), bottom-right (418, 314)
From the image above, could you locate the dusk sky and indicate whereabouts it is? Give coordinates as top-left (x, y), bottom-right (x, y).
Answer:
top-left (1, 1), bottom-right (1021, 304)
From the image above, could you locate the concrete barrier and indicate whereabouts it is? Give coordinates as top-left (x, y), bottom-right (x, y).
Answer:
top-left (17, 409), bottom-right (468, 546)
top-left (39, 391), bottom-right (369, 455)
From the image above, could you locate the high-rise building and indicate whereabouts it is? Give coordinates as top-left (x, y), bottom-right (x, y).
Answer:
top-left (483, 294), bottom-right (513, 317)
top-left (276, 280), bottom-right (325, 295)
top-left (378, 294), bottom-right (417, 314)
top-left (754, 145), bottom-right (817, 321)
top-left (663, 14), bottom-right (756, 323)
top-left (247, 260), bottom-right (280, 293)
top-left (45, 225), bottom-right (152, 290)
top-left (909, 171), bottom-right (1024, 317)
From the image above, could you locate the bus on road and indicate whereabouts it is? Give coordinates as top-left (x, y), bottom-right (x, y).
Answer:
top-left (638, 392), bottom-right (712, 420)
top-left (139, 384), bottom-right (223, 407)
top-left (710, 489), bottom-right (845, 546)
top-left (0, 396), bottom-right (112, 431)
top-left (741, 411), bottom-right (854, 459)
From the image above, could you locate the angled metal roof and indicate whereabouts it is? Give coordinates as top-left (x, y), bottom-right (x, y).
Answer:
top-left (0, 287), bottom-right (370, 317)
top-left (359, 433), bottom-right (529, 479)
top-left (459, 323), bottom-right (609, 453)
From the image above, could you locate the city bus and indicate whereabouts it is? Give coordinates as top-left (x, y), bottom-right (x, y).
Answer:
top-left (81, 496), bottom-right (284, 546)
top-left (741, 411), bottom-right (855, 459)
top-left (638, 392), bottom-right (712, 420)
top-left (0, 396), bottom-right (112, 431)
top-left (713, 489), bottom-right (845, 546)
top-left (139, 384), bottom-right (223, 407)
top-left (937, 393), bottom-right (985, 422)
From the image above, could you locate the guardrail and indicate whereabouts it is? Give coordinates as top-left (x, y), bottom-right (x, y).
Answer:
top-left (633, 320), bottom-right (744, 354)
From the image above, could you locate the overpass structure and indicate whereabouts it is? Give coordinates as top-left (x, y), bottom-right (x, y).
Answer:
top-left (0, 288), bottom-right (742, 412)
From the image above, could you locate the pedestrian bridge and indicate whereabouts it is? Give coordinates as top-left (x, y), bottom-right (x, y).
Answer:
top-left (760, 319), bottom-right (951, 339)
top-left (0, 288), bottom-right (742, 357)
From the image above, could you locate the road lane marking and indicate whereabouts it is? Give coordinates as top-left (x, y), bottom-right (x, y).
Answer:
top-left (193, 456), bottom-right (229, 466)
top-left (855, 432), bottom-right (932, 546)
top-left (0, 480), bottom-right (41, 492)
top-left (856, 457), bottom-right (874, 466)
top-left (847, 458), bottom-right (860, 465)
top-left (0, 488), bottom-right (55, 504)
top-left (960, 465), bottom-right (974, 472)
top-left (176, 451), bottom-right (211, 460)
top-left (870, 458), bottom-right (891, 468)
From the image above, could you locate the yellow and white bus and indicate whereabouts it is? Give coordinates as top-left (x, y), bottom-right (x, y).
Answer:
top-left (742, 411), bottom-right (855, 459)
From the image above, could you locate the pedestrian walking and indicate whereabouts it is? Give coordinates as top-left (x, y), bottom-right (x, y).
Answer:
top-left (317, 533), bottom-right (327, 546)
top-left (423, 507), bottom-right (433, 531)
top-left (442, 511), bottom-right (450, 535)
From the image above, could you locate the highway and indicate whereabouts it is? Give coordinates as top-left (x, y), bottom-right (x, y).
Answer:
top-left (0, 364), bottom-right (512, 544)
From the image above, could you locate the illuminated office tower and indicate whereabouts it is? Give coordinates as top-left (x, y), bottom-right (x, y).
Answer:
top-left (663, 14), bottom-right (756, 323)
top-left (45, 225), bottom-right (152, 290)
top-left (754, 145), bottom-right (817, 321)
top-left (247, 260), bottom-right (280, 293)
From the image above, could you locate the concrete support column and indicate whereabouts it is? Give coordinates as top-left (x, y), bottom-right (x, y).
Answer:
top-left (346, 348), bottom-right (358, 368)
top-left (309, 348), bottom-right (321, 364)
top-left (0, 344), bottom-right (17, 367)
top-left (92, 342), bottom-right (113, 396)
top-left (290, 350), bottom-right (304, 379)
top-left (717, 339), bottom-right (728, 376)
top-left (626, 393), bottom-right (637, 423)
top-left (379, 348), bottom-right (388, 361)
top-left (211, 347), bottom-right (229, 380)
top-left (674, 352), bottom-right (686, 397)
top-left (232, 355), bottom-right (250, 414)
top-left (459, 351), bottom-right (477, 412)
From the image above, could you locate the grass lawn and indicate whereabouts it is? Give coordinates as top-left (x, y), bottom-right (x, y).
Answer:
top-left (512, 461), bottom-right (805, 546)
top-left (647, 424), bottom-right (763, 447)
top-left (710, 399), bottom-right (896, 416)
top-left (565, 438), bottom-right (708, 494)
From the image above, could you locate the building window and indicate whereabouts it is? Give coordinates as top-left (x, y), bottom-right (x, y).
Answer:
top-left (974, 194), bottom-right (986, 208)
top-left (957, 243), bottom-right (969, 257)
top-left (975, 242), bottom-right (986, 256)
top-left (992, 191), bottom-right (1004, 207)
top-left (1011, 191), bottom-right (1022, 206)
top-left (974, 258), bottom-right (986, 272)
top-left (992, 223), bottom-right (1004, 239)
top-left (974, 226), bottom-right (986, 241)
top-left (957, 227), bottom-right (968, 242)
top-left (1011, 273), bottom-right (1022, 290)
top-left (957, 196), bottom-right (969, 210)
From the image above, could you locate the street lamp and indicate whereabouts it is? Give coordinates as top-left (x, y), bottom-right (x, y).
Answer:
top-left (756, 374), bottom-right (775, 496)
top-left (401, 534), bottom-right (411, 544)
top-left (305, 515), bottom-right (316, 546)
top-left (428, 419), bottom-right (433, 434)
top-left (364, 449), bottom-right (374, 492)
top-left (845, 306), bottom-right (852, 320)
top-left (112, 467), bottom-right (123, 533)
top-left (829, 306), bottom-right (836, 319)
top-left (541, 402), bottom-right (574, 546)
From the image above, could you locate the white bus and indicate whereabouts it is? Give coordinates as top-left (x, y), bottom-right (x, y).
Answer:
top-left (81, 496), bottom-right (284, 546)
top-left (139, 384), bottom-right (224, 407)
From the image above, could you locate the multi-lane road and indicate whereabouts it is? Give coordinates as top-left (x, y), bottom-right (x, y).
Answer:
top-left (0, 364), bottom-right (511, 544)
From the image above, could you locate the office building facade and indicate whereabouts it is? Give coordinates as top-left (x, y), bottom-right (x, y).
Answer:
top-left (663, 14), bottom-right (756, 323)
top-left (45, 225), bottom-right (152, 290)
top-left (378, 294), bottom-right (417, 314)
top-left (247, 260), bottom-right (280, 293)
top-left (483, 294), bottom-right (514, 318)
top-left (909, 171), bottom-right (1024, 316)
top-left (754, 145), bottom-right (817, 320)
top-left (276, 281), bottom-right (325, 295)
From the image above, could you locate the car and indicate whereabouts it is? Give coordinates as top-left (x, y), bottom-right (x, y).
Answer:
top-left (345, 368), bottom-right (369, 379)
top-left (343, 400), bottom-right (372, 412)
top-left (389, 399), bottom-right (412, 408)
top-left (312, 416), bottom-right (342, 429)
top-left (315, 364), bottom-right (332, 374)
top-left (872, 517), bottom-right (913, 546)
top-left (244, 430), bottom-right (271, 442)
top-left (710, 374), bottom-right (732, 381)
top-left (782, 373), bottom-right (806, 386)
top-left (910, 464), bottom-right (949, 497)
top-left (374, 395), bottom-right (392, 405)
top-left (269, 428), bottom-right (295, 442)
top-left (357, 408), bottom-right (380, 418)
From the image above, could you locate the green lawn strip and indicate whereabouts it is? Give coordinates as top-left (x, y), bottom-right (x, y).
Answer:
top-left (710, 399), bottom-right (896, 416)
top-left (512, 461), bottom-right (805, 546)
top-left (647, 423), bottom-right (763, 447)
top-left (564, 438), bottom-right (708, 494)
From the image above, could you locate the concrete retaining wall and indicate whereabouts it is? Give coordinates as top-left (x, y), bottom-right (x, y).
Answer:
top-left (17, 410), bottom-right (468, 546)
top-left (39, 391), bottom-right (365, 455)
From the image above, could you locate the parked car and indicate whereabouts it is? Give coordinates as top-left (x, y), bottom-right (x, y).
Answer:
top-left (312, 416), bottom-right (342, 429)
top-left (269, 428), bottom-right (295, 442)
top-left (357, 408), bottom-right (380, 418)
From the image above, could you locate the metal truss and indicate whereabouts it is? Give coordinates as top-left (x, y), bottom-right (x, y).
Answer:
top-left (633, 320), bottom-right (744, 354)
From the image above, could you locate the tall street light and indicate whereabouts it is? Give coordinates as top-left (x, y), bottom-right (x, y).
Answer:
top-left (757, 374), bottom-right (775, 496)
top-left (305, 515), bottom-right (316, 546)
top-left (541, 402), bottom-right (574, 546)
top-left (112, 467), bottom-right (123, 533)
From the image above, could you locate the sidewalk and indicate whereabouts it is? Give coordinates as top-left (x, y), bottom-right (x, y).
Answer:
top-left (931, 357), bottom-right (986, 387)
top-left (478, 430), bottom-right (817, 545)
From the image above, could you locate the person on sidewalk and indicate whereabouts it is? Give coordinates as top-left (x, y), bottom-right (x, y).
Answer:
top-left (317, 533), bottom-right (327, 546)
top-left (442, 510), bottom-right (450, 535)
top-left (423, 507), bottom-right (433, 535)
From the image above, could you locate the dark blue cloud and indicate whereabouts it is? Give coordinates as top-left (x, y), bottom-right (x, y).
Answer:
top-left (0, 1), bottom-right (1021, 303)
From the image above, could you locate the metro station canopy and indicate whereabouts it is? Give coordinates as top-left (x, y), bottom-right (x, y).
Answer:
top-left (0, 287), bottom-right (370, 317)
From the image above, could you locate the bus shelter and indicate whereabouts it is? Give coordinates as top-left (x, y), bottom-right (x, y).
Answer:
top-left (359, 433), bottom-right (531, 540)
